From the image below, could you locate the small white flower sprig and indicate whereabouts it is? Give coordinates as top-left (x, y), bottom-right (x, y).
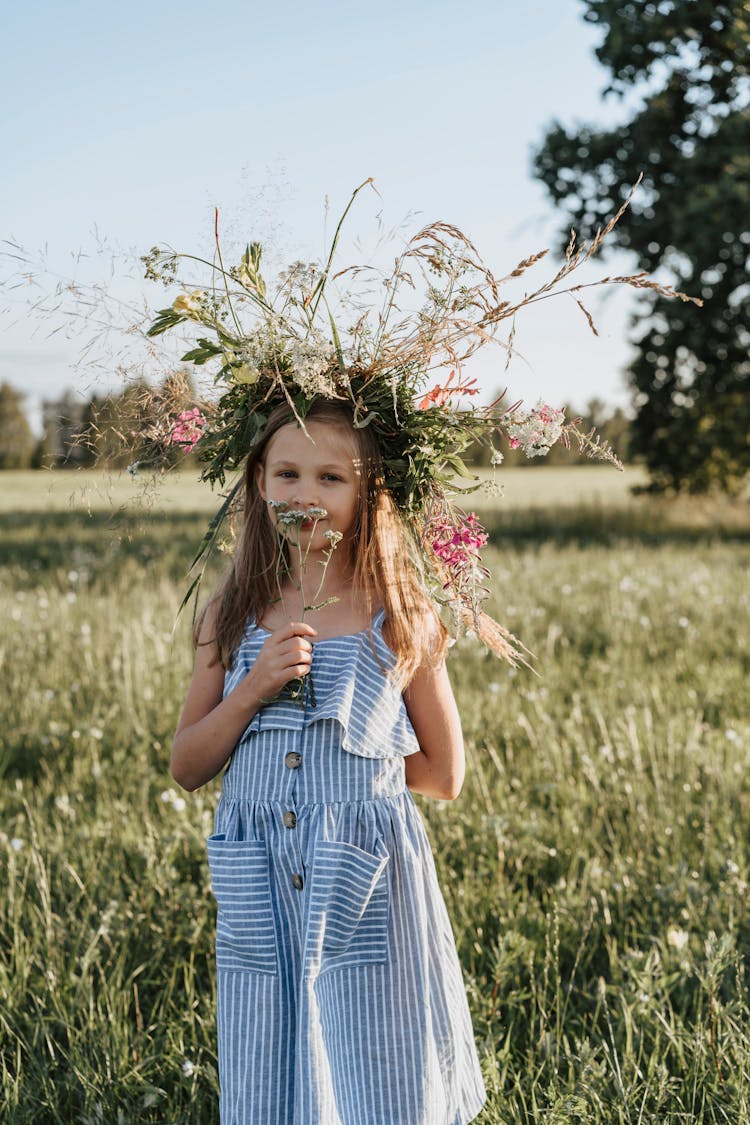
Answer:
top-left (265, 500), bottom-right (343, 707)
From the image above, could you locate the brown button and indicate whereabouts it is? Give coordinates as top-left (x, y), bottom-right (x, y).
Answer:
top-left (283, 811), bottom-right (297, 829)
top-left (291, 873), bottom-right (304, 890)
top-left (284, 751), bottom-right (302, 769)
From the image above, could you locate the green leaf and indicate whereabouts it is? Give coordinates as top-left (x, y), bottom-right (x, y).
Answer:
top-left (146, 309), bottom-right (185, 338)
top-left (443, 454), bottom-right (478, 481)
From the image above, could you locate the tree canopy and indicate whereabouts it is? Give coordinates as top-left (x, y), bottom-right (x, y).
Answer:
top-left (534, 0), bottom-right (750, 493)
top-left (0, 382), bottom-right (36, 469)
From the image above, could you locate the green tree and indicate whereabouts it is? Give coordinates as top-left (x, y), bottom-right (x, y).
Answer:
top-left (534, 0), bottom-right (750, 494)
top-left (0, 382), bottom-right (35, 469)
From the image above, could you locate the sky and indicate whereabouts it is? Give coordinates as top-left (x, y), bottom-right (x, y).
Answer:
top-left (0, 0), bottom-right (643, 435)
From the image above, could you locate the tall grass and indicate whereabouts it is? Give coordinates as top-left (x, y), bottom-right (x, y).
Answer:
top-left (1, 473), bottom-right (749, 1121)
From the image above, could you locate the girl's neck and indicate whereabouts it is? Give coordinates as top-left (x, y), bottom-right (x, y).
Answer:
top-left (280, 549), bottom-right (354, 610)
top-left (265, 567), bottom-right (376, 636)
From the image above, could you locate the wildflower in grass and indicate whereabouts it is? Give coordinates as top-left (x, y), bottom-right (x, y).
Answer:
top-left (667, 927), bottom-right (690, 951)
top-left (170, 408), bottom-right (206, 451)
top-left (160, 788), bottom-right (187, 812)
top-left (10, 838), bottom-right (24, 851)
top-left (182, 1060), bottom-right (195, 1077)
top-left (54, 794), bottom-right (74, 818)
top-left (506, 400), bottom-right (566, 457)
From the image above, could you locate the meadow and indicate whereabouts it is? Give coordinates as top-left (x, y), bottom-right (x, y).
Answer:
top-left (1, 467), bottom-right (749, 1123)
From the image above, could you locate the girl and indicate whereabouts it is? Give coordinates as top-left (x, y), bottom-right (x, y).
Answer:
top-left (172, 398), bottom-right (487, 1124)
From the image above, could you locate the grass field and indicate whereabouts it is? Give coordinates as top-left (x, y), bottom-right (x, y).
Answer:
top-left (1, 469), bottom-right (749, 1122)
top-left (0, 464), bottom-right (650, 512)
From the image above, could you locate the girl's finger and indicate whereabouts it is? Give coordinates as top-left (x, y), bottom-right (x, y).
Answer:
top-left (285, 621), bottom-right (318, 638)
top-left (278, 638), bottom-right (313, 658)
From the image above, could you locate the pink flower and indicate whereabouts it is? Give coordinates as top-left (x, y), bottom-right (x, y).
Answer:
top-left (170, 408), bottom-right (206, 451)
top-left (428, 511), bottom-right (488, 586)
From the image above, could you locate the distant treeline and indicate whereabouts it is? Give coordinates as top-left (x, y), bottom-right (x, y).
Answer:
top-left (0, 377), bottom-right (633, 470)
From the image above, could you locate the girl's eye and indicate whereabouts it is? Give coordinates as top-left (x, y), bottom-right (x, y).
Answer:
top-left (277, 470), bottom-right (297, 479)
top-left (323, 473), bottom-right (342, 482)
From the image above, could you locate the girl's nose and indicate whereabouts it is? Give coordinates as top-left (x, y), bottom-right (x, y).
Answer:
top-left (292, 484), bottom-right (317, 509)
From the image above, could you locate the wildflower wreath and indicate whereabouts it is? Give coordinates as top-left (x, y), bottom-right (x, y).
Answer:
top-left (139, 178), bottom-right (698, 665)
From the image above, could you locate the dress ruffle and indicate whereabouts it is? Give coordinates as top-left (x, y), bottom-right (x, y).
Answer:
top-left (223, 608), bottom-right (421, 761)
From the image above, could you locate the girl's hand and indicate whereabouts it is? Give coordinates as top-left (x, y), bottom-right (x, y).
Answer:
top-left (240, 621), bottom-right (318, 705)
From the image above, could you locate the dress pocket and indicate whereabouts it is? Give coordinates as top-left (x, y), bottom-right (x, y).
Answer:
top-left (206, 833), bottom-right (278, 975)
top-left (310, 834), bottom-right (391, 975)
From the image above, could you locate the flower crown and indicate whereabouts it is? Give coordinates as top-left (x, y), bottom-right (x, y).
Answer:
top-left (141, 179), bottom-right (691, 664)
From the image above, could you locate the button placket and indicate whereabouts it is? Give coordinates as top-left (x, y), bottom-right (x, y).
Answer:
top-left (283, 738), bottom-right (305, 890)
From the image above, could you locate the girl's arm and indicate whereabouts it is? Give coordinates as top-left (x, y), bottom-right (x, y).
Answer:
top-left (170, 602), bottom-right (316, 792)
top-left (402, 656), bottom-right (465, 801)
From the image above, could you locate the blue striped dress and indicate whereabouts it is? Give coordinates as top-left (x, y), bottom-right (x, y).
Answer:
top-left (208, 607), bottom-right (487, 1124)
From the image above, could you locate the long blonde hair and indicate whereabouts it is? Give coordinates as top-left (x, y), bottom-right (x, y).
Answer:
top-left (193, 398), bottom-right (447, 689)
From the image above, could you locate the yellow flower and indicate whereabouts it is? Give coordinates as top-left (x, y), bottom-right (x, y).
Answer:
top-left (172, 291), bottom-right (205, 317)
top-left (232, 363), bottom-right (260, 385)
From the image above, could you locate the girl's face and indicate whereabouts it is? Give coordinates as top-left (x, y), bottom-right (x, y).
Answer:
top-left (256, 420), bottom-right (361, 551)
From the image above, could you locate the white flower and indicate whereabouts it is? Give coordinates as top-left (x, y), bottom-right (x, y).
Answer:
top-left (278, 260), bottom-right (319, 298)
top-left (490, 449), bottom-right (504, 465)
top-left (161, 789), bottom-right (186, 812)
top-left (286, 332), bottom-right (337, 395)
top-left (182, 1060), bottom-right (195, 1077)
top-left (506, 400), bottom-right (565, 458)
top-left (667, 927), bottom-right (690, 951)
top-left (10, 838), bottom-right (25, 851)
